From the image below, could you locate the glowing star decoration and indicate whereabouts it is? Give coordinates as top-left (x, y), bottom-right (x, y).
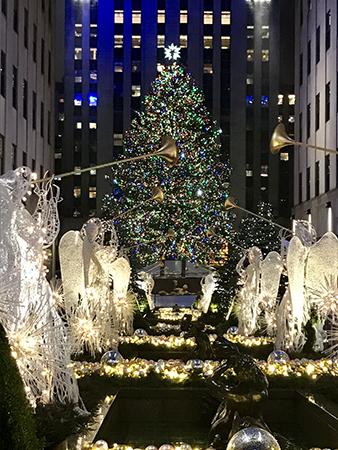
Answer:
top-left (164, 43), bottom-right (181, 61)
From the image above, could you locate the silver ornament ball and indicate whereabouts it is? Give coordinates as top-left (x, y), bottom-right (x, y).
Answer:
top-left (267, 350), bottom-right (290, 365)
top-left (93, 440), bottom-right (109, 450)
top-left (101, 350), bottom-right (124, 366)
top-left (134, 328), bottom-right (148, 337)
top-left (226, 427), bottom-right (281, 450)
top-left (159, 445), bottom-right (175, 450)
top-left (186, 359), bottom-right (204, 370)
top-left (227, 326), bottom-right (238, 335)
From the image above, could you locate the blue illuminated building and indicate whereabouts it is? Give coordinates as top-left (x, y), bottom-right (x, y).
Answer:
top-left (55, 0), bottom-right (294, 231)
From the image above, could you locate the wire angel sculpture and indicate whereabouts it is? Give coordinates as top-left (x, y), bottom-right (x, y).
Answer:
top-left (136, 271), bottom-right (155, 311)
top-left (198, 271), bottom-right (219, 314)
top-left (0, 167), bottom-right (79, 407)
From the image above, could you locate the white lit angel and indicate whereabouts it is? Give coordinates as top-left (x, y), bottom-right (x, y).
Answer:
top-left (137, 271), bottom-right (155, 310)
top-left (198, 271), bottom-right (219, 314)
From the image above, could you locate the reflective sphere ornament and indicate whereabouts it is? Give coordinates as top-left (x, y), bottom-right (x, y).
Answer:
top-left (267, 350), bottom-right (290, 365)
top-left (186, 359), bottom-right (204, 370)
top-left (226, 427), bottom-right (281, 450)
top-left (134, 328), bottom-right (148, 337)
top-left (93, 440), bottom-right (109, 450)
top-left (159, 445), bottom-right (175, 450)
top-left (145, 446), bottom-right (158, 450)
top-left (101, 350), bottom-right (124, 366)
top-left (227, 326), bottom-right (238, 335)
top-left (179, 444), bottom-right (192, 450)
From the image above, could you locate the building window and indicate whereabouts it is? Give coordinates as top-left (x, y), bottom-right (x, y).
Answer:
top-left (261, 95), bottom-right (269, 106)
top-left (131, 85), bottom-right (140, 97)
top-left (90, 70), bottom-right (97, 81)
top-left (325, 154), bottom-right (330, 192)
top-left (22, 151), bottom-right (27, 166)
top-left (299, 53), bottom-right (303, 85)
top-left (41, 39), bottom-right (45, 74)
top-left (33, 25), bottom-right (37, 62)
top-left (1, 0), bottom-right (6, 16)
top-left (114, 133), bottom-right (123, 146)
top-left (246, 95), bottom-right (254, 105)
top-left (12, 66), bottom-right (17, 109)
top-left (90, 48), bottom-right (97, 59)
top-left (306, 103), bottom-right (311, 138)
top-left (114, 10), bottom-right (123, 23)
top-left (76, 122), bottom-right (82, 129)
top-left (23, 79), bottom-right (27, 119)
top-left (157, 35), bottom-right (165, 48)
top-left (74, 48), bottom-right (82, 60)
top-left (47, 111), bottom-right (51, 144)
top-left (0, 134), bottom-right (4, 174)
top-left (246, 76), bottom-right (253, 85)
top-left (221, 11), bottom-right (230, 25)
top-left (280, 152), bottom-right (289, 161)
top-left (204, 36), bottom-right (212, 48)
top-left (24, 8), bottom-right (29, 48)
top-left (261, 25), bottom-right (269, 39)
top-left (180, 10), bottom-right (187, 24)
top-left (262, 49), bottom-right (269, 62)
top-left (203, 63), bottom-right (213, 74)
top-left (315, 93), bottom-right (320, 130)
top-left (73, 187), bottom-right (81, 198)
top-left (89, 122), bottom-right (97, 129)
top-left (114, 35), bottom-right (123, 48)
top-left (157, 10), bottom-right (165, 23)
top-left (325, 81), bottom-right (330, 122)
top-left (180, 35), bottom-right (188, 48)
top-left (247, 49), bottom-right (254, 61)
top-left (221, 36), bottom-right (230, 49)
top-left (132, 10), bottom-right (141, 24)
top-left (32, 91), bottom-right (36, 129)
top-left (132, 36), bottom-right (141, 48)
top-left (114, 62), bottom-right (123, 72)
top-left (12, 144), bottom-right (17, 169)
top-left (40, 102), bottom-right (44, 137)
top-left (299, 112), bottom-right (302, 141)
top-left (75, 24), bottom-right (82, 38)
top-left (315, 26), bottom-right (320, 63)
top-left (89, 187), bottom-right (96, 199)
top-left (13, 0), bottom-right (18, 32)
top-left (307, 40), bottom-right (311, 75)
top-left (326, 10), bottom-right (331, 50)
top-left (288, 94), bottom-right (295, 105)
top-left (315, 161), bottom-right (319, 196)
top-left (0, 51), bottom-right (6, 97)
top-left (74, 94), bottom-right (82, 106)
top-left (204, 11), bottom-right (213, 25)
top-left (298, 172), bottom-right (302, 203)
top-left (306, 167), bottom-right (311, 200)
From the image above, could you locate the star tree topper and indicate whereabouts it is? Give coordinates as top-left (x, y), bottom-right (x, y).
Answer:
top-left (164, 43), bottom-right (181, 61)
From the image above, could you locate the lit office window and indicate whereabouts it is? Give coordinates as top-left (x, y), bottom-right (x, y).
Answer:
top-left (88, 94), bottom-right (98, 106)
top-left (261, 165), bottom-right (269, 177)
top-left (75, 76), bottom-right (82, 83)
top-left (261, 95), bottom-right (269, 106)
top-left (132, 85), bottom-right (140, 97)
top-left (221, 36), bottom-right (230, 49)
top-left (90, 168), bottom-right (96, 175)
top-left (221, 11), bottom-right (231, 25)
top-left (180, 35), bottom-right (188, 48)
top-left (90, 24), bottom-right (97, 38)
top-left (280, 153), bottom-right (289, 161)
top-left (204, 11), bottom-right (213, 25)
top-left (203, 63), bottom-right (213, 74)
top-left (114, 10), bottom-right (123, 23)
top-left (180, 10), bottom-right (187, 23)
top-left (132, 61), bottom-right (140, 72)
top-left (76, 122), bottom-right (82, 129)
top-left (55, 152), bottom-right (62, 159)
top-left (75, 24), bottom-right (82, 38)
top-left (247, 25), bottom-right (254, 39)
top-left (288, 115), bottom-right (295, 123)
top-left (246, 169), bottom-right (253, 177)
top-left (288, 94), bottom-right (296, 105)
top-left (90, 48), bottom-right (97, 59)
top-left (247, 49), bottom-right (254, 61)
top-left (158, 10), bottom-right (165, 23)
top-left (114, 35), bottom-right (123, 48)
top-left (246, 76), bottom-right (253, 85)
top-left (246, 95), bottom-right (254, 105)
top-left (204, 36), bottom-right (213, 49)
top-left (114, 133), bottom-right (123, 146)
top-left (262, 49), bottom-right (269, 61)
top-left (114, 62), bottom-right (123, 72)
top-left (132, 35), bottom-right (141, 48)
top-left (90, 70), bottom-right (97, 81)
top-left (132, 11), bottom-right (141, 24)
top-left (278, 94), bottom-right (284, 105)
top-left (89, 187), bottom-right (97, 199)
top-left (157, 35), bottom-right (165, 48)
top-left (73, 187), bottom-right (81, 198)
top-left (74, 48), bottom-right (82, 60)
top-left (262, 25), bottom-right (269, 39)
top-left (74, 94), bottom-right (82, 106)
top-left (89, 122), bottom-right (97, 129)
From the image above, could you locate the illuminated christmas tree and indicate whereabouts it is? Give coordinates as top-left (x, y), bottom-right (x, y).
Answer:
top-left (236, 202), bottom-right (280, 256)
top-left (102, 52), bottom-right (233, 267)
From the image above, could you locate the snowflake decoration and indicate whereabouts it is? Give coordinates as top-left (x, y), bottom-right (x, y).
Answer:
top-left (164, 44), bottom-right (181, 61)
top-left (308, 275), bottom-right (338, 323)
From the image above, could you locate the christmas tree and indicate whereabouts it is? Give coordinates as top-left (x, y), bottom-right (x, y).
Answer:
top-left (102, 54), bottom-right (233, 267)
top-left (236, 201), bottom-right (281, 256)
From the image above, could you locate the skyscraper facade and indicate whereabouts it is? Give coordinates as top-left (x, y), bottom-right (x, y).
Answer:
top-left (294, 0), bottom-right (337, 235)
top-left (56, 0), bottom-right (294, 232)
top-left (0, 0), bottom-right (55, 177)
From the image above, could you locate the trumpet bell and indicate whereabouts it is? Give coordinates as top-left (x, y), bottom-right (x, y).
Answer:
top-left (224, 196), bottom-right (236, 211)
top-left (151, 186), bottom-right (164, 203)
top-left (270, 123), bottom-right (295, 154)
top-left (155, 136), bottom-right (179, 166)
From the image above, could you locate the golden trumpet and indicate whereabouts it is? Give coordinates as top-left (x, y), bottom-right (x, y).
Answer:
top-left (224, 196), bottom-right (236, 211)
top-left (151, 186), bottom-right (164, 203)
top-left (155, 136), bottom-right (179, 166)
